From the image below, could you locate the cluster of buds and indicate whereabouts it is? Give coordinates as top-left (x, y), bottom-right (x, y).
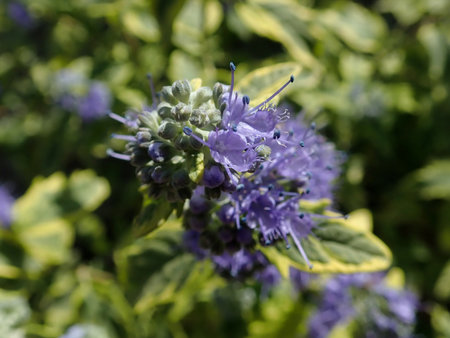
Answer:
top-left (108, 63), bottom-right (343, 279)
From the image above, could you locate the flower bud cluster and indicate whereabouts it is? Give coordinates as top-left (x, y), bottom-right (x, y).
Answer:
top-left (109, 64), bottom-right (343, 281)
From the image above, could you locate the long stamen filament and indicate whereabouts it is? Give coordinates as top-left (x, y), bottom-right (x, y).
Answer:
top-left (249, 75), bottom-right (294, 113)
top-left (228, 62), bottom-right (236, 108)
top-left (106, 149), bottom-right (131, 161)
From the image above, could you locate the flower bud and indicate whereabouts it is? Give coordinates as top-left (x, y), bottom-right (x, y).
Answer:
top-left (148, 141), bottom-right (172, 162)
top-left (138, 110), bottom-right (160, 129)
top-left (157, 102), bottom-right (173, 119)
top-left (136, 166), bottom-right (153, 184)
top-left (160, 86), bottom-right (178, 105)
top-left (136, 130), bottom-right (152, 143)
top-left (203, 165), bottom-right (225, 188)
top-left (192, 87), bottom-right (212, 108)
top-left (158, 120), bottom-right (179, 140)
top-left (130, 148), bottom-right (149, 167)
top-left (217, 204), bottom-right (235, 223)
top-left (174, 134), bottom-right (191, 151)
top-left (189, 108), bottom-right (208, 128)
top-left (213, 83), bottom-right (224, 108)
top-left (173, 103), bottom-right (192, 122)
top-left (189, 133), bottom-right (204, 150)
top-left (255, 144), bottom-right (271, 160)
top-left (208, 109), bottom-right (222, 126)
top-left (172, 79), bottom-right (191, 103)
top-left (172, 169), bottom-right (191, 187)
top-left (189, 194), bottom-right (210, 214)
top-left (151, 165), bottom-right (170, 183)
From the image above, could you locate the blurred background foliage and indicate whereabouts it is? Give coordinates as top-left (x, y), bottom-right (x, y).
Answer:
top-left (0, 0), bottom-right (449, 337)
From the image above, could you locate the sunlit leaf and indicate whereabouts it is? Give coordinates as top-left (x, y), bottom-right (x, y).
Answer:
top-left (416, 160), bottom-right (450, 200)
top-left (68, 170), bottom-right (110, 212)
top-left (235, 2), bottom-right (321, 70)
top-left (318, 2), bottom-right (386, 53)
top-left (263, 218), bottom-right (392, 276)
top-left (122, 10), bottom-right (160, 42)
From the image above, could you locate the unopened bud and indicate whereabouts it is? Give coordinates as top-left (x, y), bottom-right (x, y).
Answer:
top-left (151, 166), bottom-right (170, 183)
top-left (174, 134), bottom-right (191, 151)
top-left (157, 102), bottom-right (173, 119)
top-left (160, 86), bottom-right (178, 105)
top-left (130, 148), bottom-right (149, 167)
top-left (189, 108), bottom-right (208, 128)
top-left (172, 169), bottom-right (191, 187)
top-left (158, 121), bottom-right (179, 140)
top-left (172, 80), bottom-right (191, 103)
top-left (173, 103), bottom-right (192, 122)
top-left (192, 87), bottom-right (212, 108)
top-left (255, 144), bottom-right (271, 159)
top-left (148, 141), bottom-right (172, 162)
top-left (213, 83), bottom-right (224, 108)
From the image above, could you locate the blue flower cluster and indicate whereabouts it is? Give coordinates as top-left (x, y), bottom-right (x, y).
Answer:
top-left (109, 63), bottom-right (343, 281)
top-left (53, 70), bottom-right (112, 121)
top-left (308, 273), bottom-right (418, 338)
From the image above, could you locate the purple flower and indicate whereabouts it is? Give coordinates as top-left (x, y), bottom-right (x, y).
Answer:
top-left (7, 2), bottom-right (34, 29)
top-left (0, 185), bottom-right (15, 228)
top-left (203, 165), bottom-right (225, 188)
top-left (77, 82), bottom-right (111, 121)
top-left (308, 273), bottom-right (418, 337)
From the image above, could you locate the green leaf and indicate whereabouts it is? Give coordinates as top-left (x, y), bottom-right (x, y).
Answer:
top-left (415, 160), bottom-right (450, 200)
top-left (133, 198), bottom-right (177, 237)
top-left (168, 50), bottom-right (202, 83)
top-left (434, 260), bottom-right (450, 301)
top-left (235, 62), bottom-right (302, 106)
top-left (122, 9), bottom-right (160, 42)
top-left (116, 220), bottom-right (184, 302)
top-left (0, 231), bottom-right (25, 280)
top-left (263, 218), bottom-right (392, 276)
top-left (18, 219), bottom-right (73, 265)
top-left (235, 1), bottom-right (321, 71)
top-left (0, 294), bottom-right (30, 337)
top-left (68, 170), bottom-right (110, 212)
top-left (318, 2), bottom-right (386, 53)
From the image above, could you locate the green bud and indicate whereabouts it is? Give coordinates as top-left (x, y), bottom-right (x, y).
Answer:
top-left (172, 103), bottom-right (192, 122)
top-left (172, 169), bottom-right (191, 187)
top-left (138, 110), bottom-right (160, 129)
top-left (160, 86), bottom-right (178, 105)
top-left (158, 120), bottom-right (179, 140)
top-left (157, 102), bottom-right (173, 119)
top-left (213, 83), bottom-right (224, 108)
top-left (174, 134), bottom-right (191, 151)
top-left (219, 102), bottom-right (227, 114)
top-left (130, 148), bottom-right (149, 167)
top-left (172, 80), bottom-right (191, 103)
top-left (255, 144), bottom-right (272, 159)
top-left (189, 108), bottom-right (208, 128)
top-left (189, 133), bottom-right (204, 150)
top-left (192, 87), bottom-right (212, 108)
top-left (136, 130), bottom-right (152, 143)
top-left (208, 109), bottom-right (222, 126)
